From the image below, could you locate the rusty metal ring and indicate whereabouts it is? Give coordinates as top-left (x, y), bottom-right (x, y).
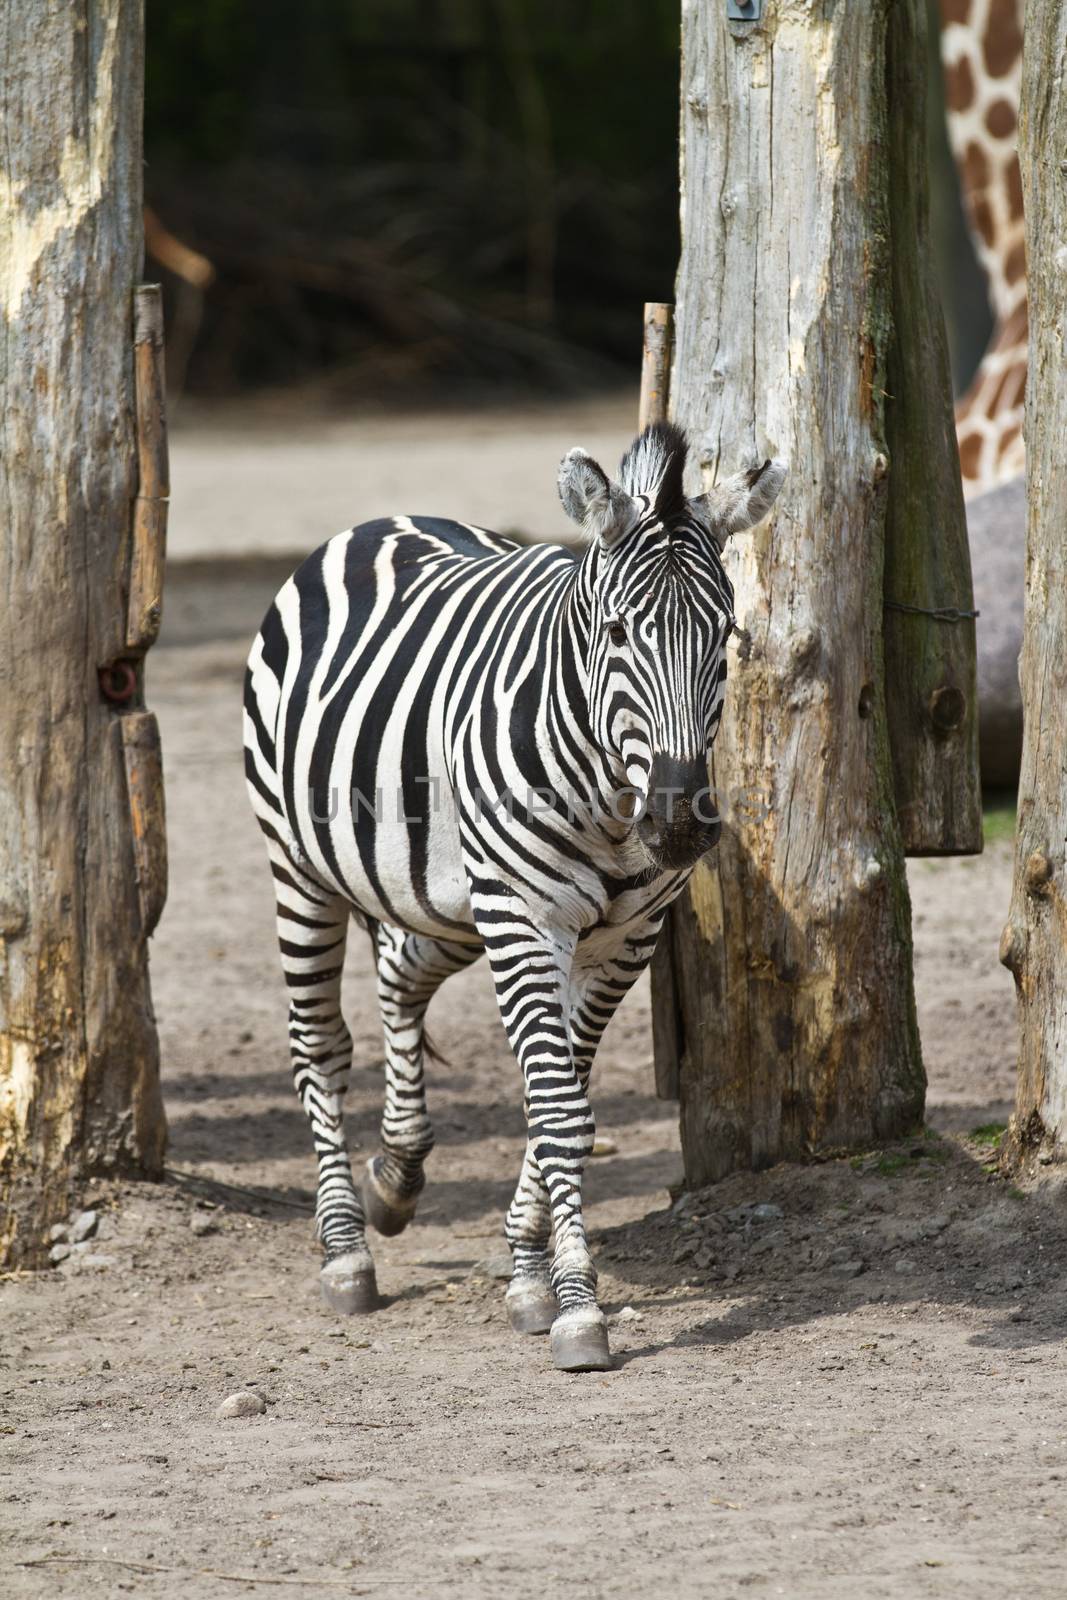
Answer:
top-left (99, 660), bottom-right (138, 704)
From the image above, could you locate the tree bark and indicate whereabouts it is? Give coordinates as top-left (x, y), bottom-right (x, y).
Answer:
top-left (0, 0), bottom-right (166, 1267)
top-left (883, 0), bottom-right (982, 857)
top-left (1000, 0), bottom-right (1067, 1168)
top-left (656, 0), bottom-right (925, 1185)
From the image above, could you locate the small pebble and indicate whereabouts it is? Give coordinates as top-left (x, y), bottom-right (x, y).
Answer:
top-left (190, 1213), bottom-right (218, 1237)
top-left (830, 1259), bottom-right (866, 1278)
top-left (894, 1257), bottom-right (917, 1275)
top-left (750, 1203), bottom-right (783, 1223)
top-left (49, 1242), bottom-right (71, 1265)
top-left (612, 1305), bottom-right (643, 1324)
top-left (216, 1390), bottom-right (267, 1421)
top-left (591, 1137), bottom-right (619, 1157)
top-left (48, 1223), bottom-right (69, 1245)
top-left (69, 1210), bottom-right (99, 1244)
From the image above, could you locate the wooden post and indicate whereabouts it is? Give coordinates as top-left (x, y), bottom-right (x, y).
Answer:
top-left (128, 286), bottom-right (169, 653)
top-left (883, 0), bottom-right (982, 856)
top-left (1000, 0), bottom-right (1067, 1169)
top-left (0, 1), bottom-right (166, 1267)
top-left (639, 303), bottom-right (674, 431)
top-left (639, 302), bottom-right (684, 1101)
top-left (656, 0), bottom-right (925, 1184)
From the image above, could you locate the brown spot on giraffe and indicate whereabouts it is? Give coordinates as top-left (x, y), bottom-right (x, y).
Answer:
top-left (944, 54), bottom-right (975, 113)
top-left (940, 0), bottom-right (970, 25)
top-left (970, 196), bottom-right (996, 249)
top-left (964, 140), bottom-right (991, 196)
top-left (1005, 240), bottom-right (1026, 286)
top-left (985, 99), bottom-right (1016, 140)
top-left (983, 1), bottom-right (1024, 79)
top-left (957, 429), bottom-right (984, 482)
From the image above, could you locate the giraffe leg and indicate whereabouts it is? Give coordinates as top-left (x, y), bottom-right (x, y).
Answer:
top-left (362, 926), bottom-right (482, 1237)
top-left (265, 831), bottom-right (377, 1315)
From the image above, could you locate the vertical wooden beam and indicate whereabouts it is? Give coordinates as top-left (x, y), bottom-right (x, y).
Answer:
top-left (1001, 0), bottom-right (1067, 1169)
top-left (883, 0), bottom-right (983, 856)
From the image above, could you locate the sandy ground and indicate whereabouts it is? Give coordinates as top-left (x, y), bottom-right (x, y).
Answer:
top-left (3, 567), bottom-right (1056, 1600)
top-left (167, 393), bottom-right (638, 560)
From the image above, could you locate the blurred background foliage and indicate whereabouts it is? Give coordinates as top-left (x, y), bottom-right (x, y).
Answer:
top-left (146, 0), bottom-right (682, 400)
top-left (146, 0), bottom-right (989, 404)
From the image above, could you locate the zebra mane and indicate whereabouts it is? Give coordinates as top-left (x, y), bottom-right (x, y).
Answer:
top-left (618, 421), bottom-right (689, 524)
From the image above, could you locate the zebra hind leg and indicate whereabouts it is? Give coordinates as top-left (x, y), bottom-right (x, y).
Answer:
top-left (362, 927), bottom-right (481, 1237)
top-left (268, 836), bottom-right (377, 1315)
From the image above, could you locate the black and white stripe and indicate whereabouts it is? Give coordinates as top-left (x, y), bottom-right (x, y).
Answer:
top-left (244, 421), bottom-right (785, 1367)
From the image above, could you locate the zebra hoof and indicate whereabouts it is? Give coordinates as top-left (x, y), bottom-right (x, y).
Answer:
top-left (361, 1157), bottom-right (422, 1238)
top-left (549, 1307), bottom-right (612, 1372)
top-left (320, 1251), bottom-right (379, 1315)
top-left (506, 1277), bottom-right (558, 1336)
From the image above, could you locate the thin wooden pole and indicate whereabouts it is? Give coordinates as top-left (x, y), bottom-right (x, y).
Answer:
top-left (127, 285), bottom-right (169, 652)
top-left (638, 303), bottom-right (674, 431)
top-left (640, 300), bottom-right (680, 1103)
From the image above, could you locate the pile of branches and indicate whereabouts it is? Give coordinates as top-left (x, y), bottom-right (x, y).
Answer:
top-left (148, 150), bottom-right (676, 401)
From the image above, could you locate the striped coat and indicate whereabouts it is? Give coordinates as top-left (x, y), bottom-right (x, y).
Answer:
top-left (244, 421), bottom-right (784, 1370)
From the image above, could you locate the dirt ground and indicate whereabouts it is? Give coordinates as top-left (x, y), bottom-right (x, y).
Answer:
top-left (3, 567), bottom-right (1061, 1600)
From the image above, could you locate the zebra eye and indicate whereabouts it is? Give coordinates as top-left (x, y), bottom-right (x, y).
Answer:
top-left (607, 620), bottom-right (627, 648)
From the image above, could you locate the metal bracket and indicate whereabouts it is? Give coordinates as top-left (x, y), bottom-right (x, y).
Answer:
top-left (727, 0), bottom-right (762, 19)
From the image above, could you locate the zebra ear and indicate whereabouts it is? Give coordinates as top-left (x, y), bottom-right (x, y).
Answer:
top-left (692, 458), bottom-right (787, 548)
top-left (558, 448), bottom-right (637, 549)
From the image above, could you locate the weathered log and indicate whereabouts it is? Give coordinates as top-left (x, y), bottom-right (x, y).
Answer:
top-left (1001, 0), bottom-right (1067, 1169)
top-left (883, 0), bottom-right (982, 856)
top-left (655, 0), bottom-right (925, 1181)
top-left (127, 285), bottom-right (169, 653)
top-left (0, 1), bottom-right (166, 1267)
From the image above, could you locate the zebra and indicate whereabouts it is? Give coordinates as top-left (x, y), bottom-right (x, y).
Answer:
top-left (243, 421), bottom-right (785, 1371)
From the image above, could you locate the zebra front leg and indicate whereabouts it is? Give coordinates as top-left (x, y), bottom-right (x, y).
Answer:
top-left (268, 840), bottom-right (377, 1314)
top-left (503, 928), bottom-right (662, 1343)
top-left (503, 1131), bottom-right (557, 1334)
top-left (362, 927), bottom-right (482, 1236)
top-left (480, 911), bottom-right (609, 1371)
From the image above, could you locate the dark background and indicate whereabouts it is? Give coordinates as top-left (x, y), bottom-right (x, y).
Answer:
top-left (145, 0), bottom-right (989, 403)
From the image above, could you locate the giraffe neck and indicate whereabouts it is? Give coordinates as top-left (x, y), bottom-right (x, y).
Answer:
top-left (939, 0), bottom-right (1027, 493)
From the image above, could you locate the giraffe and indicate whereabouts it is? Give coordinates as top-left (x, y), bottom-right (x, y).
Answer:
top-left (938, 0), bottom-right (1027, 495)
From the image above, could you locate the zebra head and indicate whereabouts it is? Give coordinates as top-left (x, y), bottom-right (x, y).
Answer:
top-left (559, 421), bottom-right (786, 870)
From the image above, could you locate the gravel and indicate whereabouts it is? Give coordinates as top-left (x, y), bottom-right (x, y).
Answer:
top-left (216, 1390), bottom-right (267, 1420)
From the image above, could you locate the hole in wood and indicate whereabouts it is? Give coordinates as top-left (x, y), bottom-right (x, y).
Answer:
top-left (857, 683), bottom-right (874, 719)
top-left (929, 684), bottom-right (966, 734)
